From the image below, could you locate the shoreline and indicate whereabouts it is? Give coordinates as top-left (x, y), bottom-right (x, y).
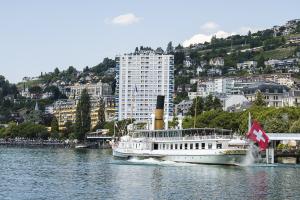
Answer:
top-left (0, 140), bottom-right (70, 148)
top-left (0, 139), bottom-right (111, 149)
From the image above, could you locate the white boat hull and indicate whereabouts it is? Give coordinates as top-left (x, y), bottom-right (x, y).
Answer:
top-left (113, 149), bottom-right (247, 165)
top-left (161, 154), bottom-right (245, 165)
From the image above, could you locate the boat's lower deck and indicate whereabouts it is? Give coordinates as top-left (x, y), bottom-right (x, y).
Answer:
top-left (113, 149), bottom-right (247, 165)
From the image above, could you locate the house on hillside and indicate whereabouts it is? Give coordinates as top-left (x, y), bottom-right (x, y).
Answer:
top-left (265, 58), bottom-right (299, 72)
top-left (175, 100), bottom-right (193, 116)
top-left (227, 67), bottom-right (237, 75)
top-left (237, 61), bottom-right (257, 70)
top-left (242, 82), bottom-right (289, 107)
top-left (183, 56), bottom-right (193, 68)
top-left (224, 95), bottom-right (250, 112)
top-left (209, 57), bottom-right (224, 67)
top-left (190, 78), bottom-right (199, 85)
top-left (207, 68), bottom-right (222, 76)
top-left (196, 66), bottom-right (205, 75)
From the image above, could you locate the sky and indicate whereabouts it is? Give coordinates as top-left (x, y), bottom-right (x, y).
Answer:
top-left (0, 0), bottom-right (299, 83)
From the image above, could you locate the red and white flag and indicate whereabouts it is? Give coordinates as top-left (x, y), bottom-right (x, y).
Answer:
top-left (247, 120), bottom-right (269, 150)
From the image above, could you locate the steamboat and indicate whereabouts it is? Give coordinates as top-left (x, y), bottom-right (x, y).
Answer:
top-left (112, 96), bottom-right (249, 165)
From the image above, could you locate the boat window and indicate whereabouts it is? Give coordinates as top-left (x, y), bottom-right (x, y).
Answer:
top-left (217, 143), bottom-right (222, 149)
top-left (190, 143), bottom-right (193, 150)
top-left (163, 144), bottom-right (165, 149)
top-left (175, 144), bottom-right (178, 149)
top-left (170, 144), bottom-right (173, 149)
top-left (153, 143), bottom-right (158, 150)
top-left (195, 143), bottom-right (199, 149)
top-left (208, 143), bottom-right (212, 149)
top-left (180, 144), bottom-right (183, 149)
top-left (184, 143), bottom-right (188, 149)
top-left (201, 143), bottom-right (205, 149)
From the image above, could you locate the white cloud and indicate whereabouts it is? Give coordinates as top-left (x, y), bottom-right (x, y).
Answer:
top-left (183, 30), bottom-right (232, 47)
top-left (109, 13), bottom-right (141, 26)
top-left (200, 21), bottom-right (219, 31)
top-left (182, 23), bottom-right (261, 47)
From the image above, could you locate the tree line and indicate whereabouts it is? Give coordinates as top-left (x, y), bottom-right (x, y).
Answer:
top-left (181, 92), bottom-right (300, 134)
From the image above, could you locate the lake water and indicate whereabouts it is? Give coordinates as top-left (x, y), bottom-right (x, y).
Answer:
top-left (0, 147), bottom-right (300, 200)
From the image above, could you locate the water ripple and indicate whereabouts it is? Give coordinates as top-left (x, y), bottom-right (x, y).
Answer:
top-left (1, 147), bottom-right (300, 200)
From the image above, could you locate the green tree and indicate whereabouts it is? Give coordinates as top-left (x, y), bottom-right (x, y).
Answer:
top-left (257, 54), bottom-right (265, 69)
top-left (24, 109), bottom-right (42, 124)
top-left (213, 97), bottom-right (223, 110)
top-left (51, 116), bottom-right (59, 133)
top-left (43, 85), bottom-right (67, 100)
top-left (204, 94), bottom-right (214, 111)
top-left (166, 41), bottom-right (174, 53)
top-left (54, 67), bottom-right (60, 76)
top-left (2, 122), bottom-right (49, 139)
top-left (169, 116), bottom-right (179, 129)
top-left (75, 89), bottom-right (91, 141)
top-left (28, 85), bottom-right (42, 96)
top-left (188, 97), bottom-right (204, 116)
top-left (63, 121), bottom-right (74, 138)
top-left (93, 98), bottom-right (106, 130)
top-left (264, 117), bottom-right (289, 133)
top-left (253, 91), bottom-right (267, 107)
top-left (290, 119), bottom-right (300, 133)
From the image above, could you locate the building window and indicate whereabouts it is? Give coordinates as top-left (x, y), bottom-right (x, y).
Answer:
top-left (184, 143), bottom-right (188, 149)
top-left (201, 143), bottom-right (205, 149)
top-left (208, 143), bottom-right (212, 149)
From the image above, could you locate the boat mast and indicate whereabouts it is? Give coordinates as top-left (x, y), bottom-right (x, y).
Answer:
top-left (248, 112), bottom-right (252, 132)
top-left (193, 97), bottom-right (197, 128)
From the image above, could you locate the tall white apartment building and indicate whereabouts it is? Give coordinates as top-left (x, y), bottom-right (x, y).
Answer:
top-left (116, 50), bottom-right (174, 122)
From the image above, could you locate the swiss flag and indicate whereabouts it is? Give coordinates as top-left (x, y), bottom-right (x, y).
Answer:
top-left (247, 120), bottom-right (269, 150)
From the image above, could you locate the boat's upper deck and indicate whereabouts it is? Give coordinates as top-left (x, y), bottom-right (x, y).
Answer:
top-left (129, 128), bottom-right (233, 139)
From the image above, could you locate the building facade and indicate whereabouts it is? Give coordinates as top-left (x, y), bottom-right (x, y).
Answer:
top-left (196, 78), bottom-right (235, 96)
top-left (242, 82), bottom-right (289, 107)
top-left (116, 50), bottom-right (174, 122)
top-left (52, 97), bottom-right (114, 131)
top-left (64, 81), bottom-right (112, 99)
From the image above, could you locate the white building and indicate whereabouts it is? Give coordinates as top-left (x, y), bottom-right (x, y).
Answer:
top-left (65, 81), bottom-right (111, 98)
top-left (196, 66), bottom-right (205, 75)
top-left (237, 61), bottom-right (257, 70)
top-left (190, 78), bottom-right (199, 85)
top-left (116, 50), bottom-right (174, 122)
top-left (199, 78), bottom-right (235, 95)
top-left (176, 100), bottom-right (193, 115)
top-left (188, 91), bottom-right (208, 100)
top-left (223, 95), bottom-right (250, 112)
top-left (209, 57), bottom-right (224, 67)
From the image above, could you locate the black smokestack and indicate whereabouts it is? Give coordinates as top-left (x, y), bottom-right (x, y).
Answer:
top-left (155, 95), bottom-right (165, 130)
top-left (156, 95), bottom-right (165, 109)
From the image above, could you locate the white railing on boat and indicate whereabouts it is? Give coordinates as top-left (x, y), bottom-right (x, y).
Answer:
top-left (133, 135), bottom-right (234, 142)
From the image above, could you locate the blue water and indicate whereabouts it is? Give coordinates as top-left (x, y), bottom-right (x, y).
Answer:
top-left (0, 147), bottom-right (300, 200)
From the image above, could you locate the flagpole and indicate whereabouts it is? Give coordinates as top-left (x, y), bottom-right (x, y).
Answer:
top-left (248, 112), bottom-right (251, 133)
